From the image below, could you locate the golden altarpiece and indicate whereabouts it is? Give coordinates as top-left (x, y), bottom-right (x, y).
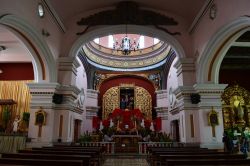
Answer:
top-left (221, 85), bottom-right (250, 130)
top-left (102, 84), bottom-right (152, 120)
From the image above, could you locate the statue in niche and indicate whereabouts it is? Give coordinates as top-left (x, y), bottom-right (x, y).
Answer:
top-left (232, 95), bottom-right (245, 125)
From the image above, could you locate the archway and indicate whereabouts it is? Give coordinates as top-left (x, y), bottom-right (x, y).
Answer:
top-left (69, 25), bottom-right (185, 87)
top-left (0, 14), bottom-right (57, 82)
top-left (197, 17), bottom-right (250, 84)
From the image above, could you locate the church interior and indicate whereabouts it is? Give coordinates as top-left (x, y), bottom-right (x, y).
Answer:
top-left (1, 0), bottom-right (250, 165)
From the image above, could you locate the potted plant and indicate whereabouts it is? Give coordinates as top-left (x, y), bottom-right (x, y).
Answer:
top-left (2, 106), bottom-right (11, 131)
top-left (22, 112), bottom-right (30, 129)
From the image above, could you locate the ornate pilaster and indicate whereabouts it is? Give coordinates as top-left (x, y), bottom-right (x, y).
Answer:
top-left (174, 58), bottom-right (195, 86)
top-left (84, 89), bottom-right (99, 132)
top-left (58, 57), bottom-right (80, 85)
top-left (26, 82), bottom-right (59, 147)
top-left (155, 90), bottom-right (168, 132)
top-left (174, 86), bottom-right (199, 143)
top-left (53, 85), bottom-right (84, 142)
top-left (54, 85), bottom-right (83, 114)
top-left (194, 83), bottom-right (227, 149)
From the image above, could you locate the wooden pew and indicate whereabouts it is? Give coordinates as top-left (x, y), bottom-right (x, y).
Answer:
top-left (0, 158), bottom-right (83, 166)
top-left (18, 149), bottom-right (100, 166)
top-left (165, 158), bottom-right (250, 166)
top-left (1, 153), bottom-right (91, 166)
top-left (158, 154), bottom-right (245, 166)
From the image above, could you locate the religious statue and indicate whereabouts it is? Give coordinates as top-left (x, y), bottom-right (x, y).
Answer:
top-left (99, 121), bottom-right (104, 131)
top-left (150, 122), bottom-right (155, 131)
top-left (109, 119), bottom-right (114, 128)
top-left (141, 119), bottom-right (145, 128)
top-left (13, 115), bottom-right (21, 133)
top-left (120, 98), bottom-right (126, 110)
top-left (233, 95), bottom-right (245, 125)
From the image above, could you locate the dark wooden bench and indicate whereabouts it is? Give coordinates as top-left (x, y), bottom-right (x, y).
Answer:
top-left (1, 153), bottom-right (91, 166)
top-left (0, 158), bottom-right (83, 166)
top-left (165, 158), bottom-right (250, 166)
top-left (157, 154), bottom-right (245, 166)
top-left (18, 149), bottom-right (100, 166)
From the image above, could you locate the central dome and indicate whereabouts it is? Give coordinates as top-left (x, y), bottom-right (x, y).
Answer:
top-left (81, 34), bottom-right (173, 71)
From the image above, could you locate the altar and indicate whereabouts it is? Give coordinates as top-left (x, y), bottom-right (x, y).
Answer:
top-left (112, 135), bottom-right (142, 153)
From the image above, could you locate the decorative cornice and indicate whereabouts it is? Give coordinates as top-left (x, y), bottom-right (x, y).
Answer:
top-left (83, 44), bottom-right (171, 69)
top-left (54, 104), bottom-right (83, 114)
top-left (27, 82), bottom-right (59, 92)
top-left (87, 89), bottom-right (99, 99)
top-left (56, 85), bottom-right (80, 97)
top-left (156, 90), bottom-right (168, 99)
top-left (155, 89), bottom-right (168, 95)
top-left (174, 58), bottom-right (195, 76)
top-left (194, 83), bottom-right (227, 94)
top-left (86, 106), bottom-right (99, 119)
top-left (58, 57), bottom-right (80, 75)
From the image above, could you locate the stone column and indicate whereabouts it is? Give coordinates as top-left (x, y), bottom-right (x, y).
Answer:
top-left (170, 58), bottom-right (200, 143)
top-left (58, 57), bottom-right (80, 86)
top-left (53, 85), bottom-right (83, 143)
top-left (174, 58), bottom-right (196, 86)
top-left (155, 90), bottom-right (168, 132)
top-left (194, 83), bottom-right (227, 149)
top-left (27, 82), bottom-right (58, 147)
top-left (84, 89), bottom-right (99, 132)
top-left (174, 86), bottom-right (200, 143)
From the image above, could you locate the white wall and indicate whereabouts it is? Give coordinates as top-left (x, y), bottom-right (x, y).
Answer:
top-left (166, 57), bottom-right (180, 138)
top-left (75, 57), bottom-right (88, 133)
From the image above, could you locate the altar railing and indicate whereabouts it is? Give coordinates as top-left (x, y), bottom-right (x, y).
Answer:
top-left (138, 142), bottom-right (173, 154)
top-left (80, 142), bottom-right (115, 154)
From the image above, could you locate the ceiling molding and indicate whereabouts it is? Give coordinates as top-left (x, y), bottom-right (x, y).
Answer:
top-left (42, 0), bottom-right (66, 33)
top-left (232, 41), bottom-right (250, 47)
top-left (188, 0), bottom-right (214, 34)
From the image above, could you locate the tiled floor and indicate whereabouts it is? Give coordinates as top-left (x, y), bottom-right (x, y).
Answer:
top-left (103, 158), bottom-right (149, 166)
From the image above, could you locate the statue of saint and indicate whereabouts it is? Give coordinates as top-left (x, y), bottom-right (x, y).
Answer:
top-left (233, 96), bottom-right (245, 124)
top-left (109, 119), bottom-right (114, 128)
top-left (150, 122), bottom-right (155, 132)
top-left (99, 121), bottom-right (104, 131)
top-left (13, 115), bottom-right (21, 133)
top-left (141, 119), bottom-right (145, 128)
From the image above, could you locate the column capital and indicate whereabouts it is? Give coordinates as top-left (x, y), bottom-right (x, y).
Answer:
top-left (58, 57), bottom-right (80, 75)
top-left (27, 82), bottom-right (59, 109)
top-left (174, 58), bottom-right (195, 76)
top-left (155, 89), bottom-right (168, 99)
top-left (86, 106), bottom-right (99, 119)
top-left (194, 83), bottom-right (228, 109)
top-left (194, 83), bottom-right (228, 93)
top-left (174, 86), bottom-right (198, 112)
top-left (155, 107), bottom-right (168, 120)
top-left (87, 89), bottom-right (99, 99)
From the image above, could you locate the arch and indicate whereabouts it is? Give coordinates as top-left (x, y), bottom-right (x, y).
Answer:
top-left (0, 14), bottom-right (57, 82)
top-left (69, 25), bottom-right (186, 66)
top-left (197, 17), bottom-right (250, 84)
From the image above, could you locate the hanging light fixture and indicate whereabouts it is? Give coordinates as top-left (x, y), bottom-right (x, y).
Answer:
top-left (112, 8), bottom-right (140, 55)
top-left (113, 34), bottom-right (140, 55)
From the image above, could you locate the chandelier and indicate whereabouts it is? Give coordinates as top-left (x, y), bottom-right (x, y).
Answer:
top-left (113, 35), bottom-right (140, 55)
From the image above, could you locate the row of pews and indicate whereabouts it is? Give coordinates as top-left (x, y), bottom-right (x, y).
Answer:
top-left (147, 146), bottom-right (250, 166)
top-left (0, 145), bottom-right (105, 166)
